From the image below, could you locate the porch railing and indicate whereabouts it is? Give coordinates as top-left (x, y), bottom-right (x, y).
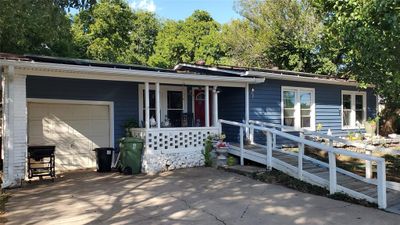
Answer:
top-left (248, 120), bottom-right (400, 192)
top-left (130, 127), bottom-right (219, 154)
top-left (220, 119), bottom-right (387, 209)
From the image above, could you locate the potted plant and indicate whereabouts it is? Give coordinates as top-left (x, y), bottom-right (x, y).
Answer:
top-left (364, 117), bottom-right (378, 137)
top-left (124, 119), bottom-right (138, 137)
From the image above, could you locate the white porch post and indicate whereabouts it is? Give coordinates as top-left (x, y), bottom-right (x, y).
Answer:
top-left (155, 82), bottom-right (161, 128)
top-left (212, 86), bottom-right (218, 127)
top-left (205, 85), bottom-right (210, 127)
top-left (145, 82), bottom-right (150, 129)
top-left (2, 66), bottom-right (28, 188)
top-left (245, 83), bottom-right (250, 138)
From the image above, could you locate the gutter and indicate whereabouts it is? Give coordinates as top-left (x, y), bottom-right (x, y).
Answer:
top-left (174, 63), bottom-right (246, 76)
top-left (244, 71), bottom-right (374, 88)
top-left (0, 60), bottom-right (265, 86)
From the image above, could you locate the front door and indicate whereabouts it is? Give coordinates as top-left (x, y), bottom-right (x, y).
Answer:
top-left (194, 89), bottom-right (212, 126)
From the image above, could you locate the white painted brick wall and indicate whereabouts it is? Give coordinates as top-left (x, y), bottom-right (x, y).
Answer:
top-left (2, 67), bottom-right (27, 188)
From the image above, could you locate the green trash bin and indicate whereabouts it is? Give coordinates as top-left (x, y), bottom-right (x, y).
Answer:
top-left (119, 137), bottom-right (144, 175)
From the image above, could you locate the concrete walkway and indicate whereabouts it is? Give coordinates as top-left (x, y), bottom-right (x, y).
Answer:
top-left (5, 168), bottom-right (400, 225)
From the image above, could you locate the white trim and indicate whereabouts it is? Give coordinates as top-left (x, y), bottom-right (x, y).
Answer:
top-left (212, 86), bottom-right (218, 126)
top-left (245, 83), bottom-right (250, 125)
top-left (245, 71), bottom-right (373, 87)
top-left (138, 84), bottom-right (187, 126)
top-left (205, 85), bottom-right (210, 127)
top-left (155, 82), bottom-right (161, 128)
top-left (281, 86), bottom-right (315, 131)
top-left (1, 60), bottom-right (264, 88)
top-left (26, 98), bottom-right (115, 148)
top-left (341, 90), bottom-right (367, 129)
top-left (145, 82), bottom-right (150, 129)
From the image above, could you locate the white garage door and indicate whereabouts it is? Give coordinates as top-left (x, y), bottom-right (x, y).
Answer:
top-left (28, 101), bottom-right (111, 171)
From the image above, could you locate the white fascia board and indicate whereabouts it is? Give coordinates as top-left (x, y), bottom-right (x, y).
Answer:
top-left (0, 60), bottom-right (265, 88)
top-left (245, 71), bottom-right (374, 88)
top-left (174, 63), bottom-right (245, 76)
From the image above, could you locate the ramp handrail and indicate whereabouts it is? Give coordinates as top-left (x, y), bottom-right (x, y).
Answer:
top-left (248, 120), bottom-right (399, 181)
top-left (219, 119), bottom-right (387, 209)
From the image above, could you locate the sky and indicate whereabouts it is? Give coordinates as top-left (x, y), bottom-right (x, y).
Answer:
top-left (129, 0), bottom-right (241, 24)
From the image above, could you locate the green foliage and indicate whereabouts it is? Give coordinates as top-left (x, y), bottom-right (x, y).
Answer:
top-left (125, 11), bottom-right (160, 65)
top-left (223, 0), bottom-right (336, 74)
top-left (72, 0), bottom-right (160, 65)
top-left (123, 119), bottom-right (139, 129)
top-left (0, 0), bottom-right (76, 56)
top-left (148, 10), bottom-right (226, 68)
top-left (227, 156), bottom-right (236, 166)
top-left (71, 0), bottom-right (135, 62)
top-left (55, 0), bottom-right (97, 10)
top-left (203, 136), bottom-right (214, 167)
top-left (312, 0), bottom-right (400, 113)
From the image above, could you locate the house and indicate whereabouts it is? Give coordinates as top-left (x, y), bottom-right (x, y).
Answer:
top-left (0, 53), bottom-right (377, 188)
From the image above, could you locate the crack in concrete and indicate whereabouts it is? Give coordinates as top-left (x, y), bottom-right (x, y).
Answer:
top-left (240, 204), bottom-right (250, 219)
top-left (171, 195), bottom-right (227, 225)
top-left (201, 209), bottom-right (227, 225)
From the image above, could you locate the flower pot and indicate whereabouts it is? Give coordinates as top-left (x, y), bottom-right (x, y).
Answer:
top-left (364, 121), bottom-right (376, 137)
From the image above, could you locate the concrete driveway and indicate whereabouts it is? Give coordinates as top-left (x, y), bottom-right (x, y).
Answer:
top-left (4, 167), bottom-right (400, 225)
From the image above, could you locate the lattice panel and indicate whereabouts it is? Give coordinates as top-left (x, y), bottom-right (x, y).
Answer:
top-left (146, 128), bottom-right (218, 153)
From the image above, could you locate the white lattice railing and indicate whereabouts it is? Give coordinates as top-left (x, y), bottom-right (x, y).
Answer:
top-left (131, 127), bottom-right (219, 154)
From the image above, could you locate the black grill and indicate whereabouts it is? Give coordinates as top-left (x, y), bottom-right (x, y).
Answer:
top-left (27, 146), bottom-right (56, 181)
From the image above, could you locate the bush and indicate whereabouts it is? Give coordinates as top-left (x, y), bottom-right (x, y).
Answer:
top-left (203, 137), bottom-right (213, 167)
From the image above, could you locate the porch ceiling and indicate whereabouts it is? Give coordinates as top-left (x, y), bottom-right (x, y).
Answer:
top-left (1, 60), bottom-right (265, 88)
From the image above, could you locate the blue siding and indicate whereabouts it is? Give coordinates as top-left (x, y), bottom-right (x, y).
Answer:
top-left (26, 76), bottom-right (139, 148)
top-left (218, 87), bottom-right (245, 143)
top-left (218, 79), bottom-right (377, 145)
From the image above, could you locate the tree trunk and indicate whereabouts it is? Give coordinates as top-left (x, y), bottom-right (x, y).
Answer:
top-left (380, 107), bottom-right (400, 136)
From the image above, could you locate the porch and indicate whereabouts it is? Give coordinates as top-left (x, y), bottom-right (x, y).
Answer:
top-left (130, 82), bottom-right (246, 173)
top-left (0, 57), bottom-right (264, 187)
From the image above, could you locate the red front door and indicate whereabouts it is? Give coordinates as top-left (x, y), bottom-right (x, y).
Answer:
top-left (194, 89), bottom-right (212, 126)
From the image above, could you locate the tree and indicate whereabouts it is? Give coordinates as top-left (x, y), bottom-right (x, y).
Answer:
top-left (72, 0), bottom-right (160, 65)
top-left (125, 11), bottom-right (160, 65)
top-left (0, 0), bottom-right (76, 56)
top-left (71, 0), bottom-right (134, 63)
top-left (223, 0), bottom-right (336, 74)
top-left (313, 0), bottom-right (400, 133)
top-left (148, 10), bottom-right (226, 68)
top-left (55, 0), bottom-right (97, 10)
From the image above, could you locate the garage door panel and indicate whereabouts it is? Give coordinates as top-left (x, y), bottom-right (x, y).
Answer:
top-left (72, 105), bottom-right (94, 120)
top-left (28, 104), bottom-right (48, 120)
top-left (91, 120), bottom-right (110, 135)
top-left (56, 153), bottom-right (96, 171)
top-left (28, 102), bottom-right (111, 171)
top-left (90, 105), bottom-right (110, 119)
top-left (67, 120), bottom-right (92, 138)
top-left (92, 138), bottom-right (110, 149)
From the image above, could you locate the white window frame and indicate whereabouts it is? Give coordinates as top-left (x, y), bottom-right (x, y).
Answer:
top-left (138, 84), bottom-right (187, 126)
top-left (281, 86), bottom-right (316, 131)
top-left (341, 90), bottom-right (367, 129)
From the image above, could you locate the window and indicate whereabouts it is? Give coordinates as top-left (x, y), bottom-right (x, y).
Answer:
top-left (282, 87), bottom-right (315, 130)
top-left (138, 85), bottom-right (187, 127)
top-left (342, 91), bottom-right (366, 128)
top-left (142, 90), bottom-right (156, 122)
top-left (167, 91), bottom-right (183, 127)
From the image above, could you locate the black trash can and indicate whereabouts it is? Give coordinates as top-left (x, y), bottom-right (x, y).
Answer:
top-left (93, 147), bottom-right (114, 172)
